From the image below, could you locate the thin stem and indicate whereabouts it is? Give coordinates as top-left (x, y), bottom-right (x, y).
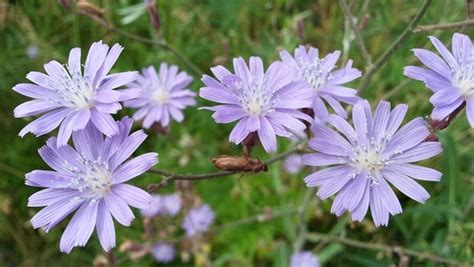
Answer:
top-left (105, 25), bottom-right (203, 77)
top-left (212, 208), bottom-right (301, 232)
top-left (357, 0), bottom-right (371, 19)
top-left (146, 144), bottom-right (305, 192)
top-left (163, 207), bottom-right (301, 244)
top-left (358, 0), bottom-right (432, 95)
top-left (381, 79), bottom-right (412, 100)
top-left (414, 19), bottom-right (474, 32)
top-left (339, 0), bottom-right (372, 65)
top-left (292, 188), bottom-right (314, 252)
top-left (306, 233), bottom-right (471, 266)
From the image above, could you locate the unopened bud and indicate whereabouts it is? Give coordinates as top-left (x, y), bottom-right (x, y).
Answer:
top-left (146, 0), bottom-right (161, 32)
top-left (77, 1), bottom-right (107, 26)
top-left (151, 121), bottom-right (168, 135)
top-left (58, 0), bottom-right (72, 9)
top-left (295, 16), bottom-right (305, 41)
top-left (92, 255), bottom-right (108, 267)
top-left (119, 240), bottom-right (145, 253)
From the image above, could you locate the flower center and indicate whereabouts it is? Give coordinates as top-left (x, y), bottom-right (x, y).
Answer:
top-left (456, 79), bottom-right (473, 96)
top-left (247, 99), bottom-right (263, 115)
top-left (351, 146), bottom-right (385, 173)
top-left (223, 75), bottom-right (273, 115)
top-left (453, 58), bottom-right (474, 97)
top-left (298, 59), bottom-right (333, 92)
top-left (53, 64), bottom-right (95, 109)
top-left (67, 156), bottom-right (112, 199)
top-left (152, 88), bottom-right (169, 104)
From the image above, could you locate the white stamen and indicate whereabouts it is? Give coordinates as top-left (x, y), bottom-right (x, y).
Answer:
top-left (298, 58), bottom-right (334, 91)
top-left (50, 64), bottom-right (95, 109)
top-left (152, 87), bottom-right (169, 104)
top-left (65, 155), bottom-right (112, 199)
top-left (453, 55), bottom-right (474, 97)
top-left (229, 76), bottom-right (274, 116)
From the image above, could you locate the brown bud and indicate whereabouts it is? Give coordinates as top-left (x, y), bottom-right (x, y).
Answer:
top-left (211, 155), bottom-right (267, 172)
top-left (295, 16), bottom-right (305, 41)
top-left (151, 121), bottom-right (169, 135)
top-left (468, 0), bottom-right (473, 19)
top-left (92, 255), bottom-right (108, 267)
top-left (119, 240), bottom-right (144, 253)
top-left (242, 132), bottom-right (259, 157)
top-left (428, 102), bottom-right (466, 132)
top-left (77, 1), bottom-right (107, 27)
top-left (358, 14), bottom-right (370, 31)
top-left (58, 0), bottom-right (72, 10)
top-left (146, 1), bottom-right (161, 32)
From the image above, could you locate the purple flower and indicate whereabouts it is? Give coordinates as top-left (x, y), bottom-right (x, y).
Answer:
top-left (404, 33), bottom-right (474, 127)
top-left (26, 117), bottom-right (158, 253)
top-left (284, 154), bottom-right (304, 174)
top-left (163, 193), bottom-right (181, 216)
top-left (302, 100), bottom-right (443, 226)
top-left (124, 64), bottom-right (196, 128)
top-left (140, 194), bottom-right (164, 218)
top-left (13, 41), bottom-right (138, 146)
top-left (290, 251), bottom-right (320, 267)
top-left (280, 45), bottom-right (361, 121)
top-left (140, 193), bottom-right (181, 217)
top-left (182, 204), bottom-right (214, 236)
top-left (26, 45), bottom-right (40, 59)
top-left (151, 243), bottom-right (175, 263)
top-left (200, 57), bottom-right (314, 152)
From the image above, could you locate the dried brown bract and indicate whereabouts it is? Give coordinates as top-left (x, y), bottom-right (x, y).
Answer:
top-left (77, 0), bottom-right (107, 27)
top-left (212, 156), bottom-right (267, 172)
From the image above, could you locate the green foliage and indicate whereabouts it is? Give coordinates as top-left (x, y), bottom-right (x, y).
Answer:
top-left (0, 0), bottom-right (473, 266)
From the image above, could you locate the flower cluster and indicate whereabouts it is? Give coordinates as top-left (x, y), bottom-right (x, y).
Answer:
top-left (14, 31), bottom-right (465, 258)
top-left (121, 201), bottom-right (215, 264)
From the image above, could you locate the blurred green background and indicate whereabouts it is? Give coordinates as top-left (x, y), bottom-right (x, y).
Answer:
top-left (0, 0), bottom-right (473, 266)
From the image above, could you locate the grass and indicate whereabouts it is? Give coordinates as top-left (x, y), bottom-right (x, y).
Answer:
top-left (0, 0), bottom-right (473, 266)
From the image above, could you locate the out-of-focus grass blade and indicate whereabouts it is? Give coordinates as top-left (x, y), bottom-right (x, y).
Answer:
top-left (439, 131), bottom-right (460, 234)
top-left (317, 243), bottom-right (344, 263)
top-left (273, 243), bottom-right (290, 267)
top-left (117, 3), bottom-right (147, 25)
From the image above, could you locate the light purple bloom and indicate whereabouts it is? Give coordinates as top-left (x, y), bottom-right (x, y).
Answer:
top-left (13, 41), bottom-right (138, 146)
top-left (284, 154), bottom-right (304, 174)
top-left (26, 117), bottom-right (158, 253)
top-left (26, 45), bottom-right (40, 59)
top-left (140, 193), bottom-right (181, 217)
top-left (302, 100), bottom-right (443, 226)
top-left (280, 45), bottom-right (361, 121)
top-left (290, 251), bottom-right (320, 267)
top-left (140, 194), bottom-right (164, 218)
top-left (124, 64), bottom-right (196, 128)
top-left (182, 204), bottom-right (214, 236)
top-left (151, 243), bottom-right (175, 263)
top-left (163, 193), bottom-right (181, 216)
top-left (404, 33), bottom-right (474, 127)
top-left (200, 56), bottom-right (314, 152)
